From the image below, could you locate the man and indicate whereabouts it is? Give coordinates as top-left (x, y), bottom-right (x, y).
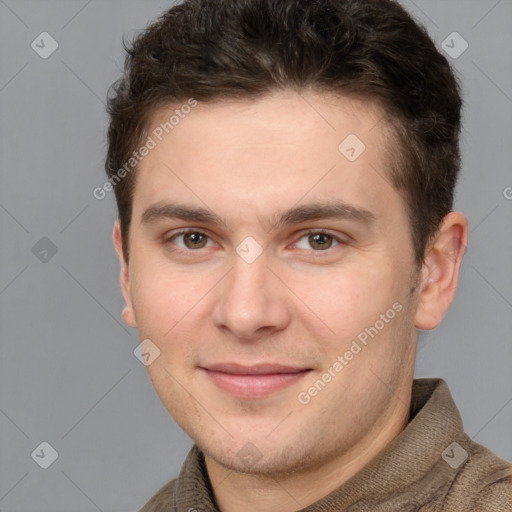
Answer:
top-left (104, 0), bottom-right (511, 510)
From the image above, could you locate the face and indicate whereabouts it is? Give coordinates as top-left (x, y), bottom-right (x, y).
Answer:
top-left (115, 90), bottom-right (423, 476)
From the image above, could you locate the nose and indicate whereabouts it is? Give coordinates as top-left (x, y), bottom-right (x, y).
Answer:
top-left (212, 252), bottom-right (291, 340)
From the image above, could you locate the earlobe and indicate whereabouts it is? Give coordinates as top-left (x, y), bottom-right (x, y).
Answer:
top-left (122, 305), bottom-right (135, 326)
top-left (414, 212), bottom-right (468, 330)
top-left (113, 221), bottom-right (137, 328)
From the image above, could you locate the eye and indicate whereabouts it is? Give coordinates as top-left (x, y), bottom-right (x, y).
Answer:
top-left (294, 231), bottom-right (342, 251)
top-left (166, 230), bottom-right (213, 250)
top-left (164, 229), bottom-right (345, 253)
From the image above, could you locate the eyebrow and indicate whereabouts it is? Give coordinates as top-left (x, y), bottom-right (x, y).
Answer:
top-left (140, 201), bottom-right (376, 230)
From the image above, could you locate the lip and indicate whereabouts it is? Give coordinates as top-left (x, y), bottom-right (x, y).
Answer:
top-left (201, 363), bottom-right (311, 399)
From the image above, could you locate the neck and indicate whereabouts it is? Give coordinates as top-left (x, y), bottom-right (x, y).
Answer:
top-left (205, 395), bottom-right (411, 512)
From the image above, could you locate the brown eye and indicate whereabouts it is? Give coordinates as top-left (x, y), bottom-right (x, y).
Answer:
top-left (308, 233), bottom-right (334, 250)
top-left (294, 231), bottom-right (343, 252)
top-left (165, 229), bottom-right (214, 253)
top-left (182, 232), bottom-right (208, 249)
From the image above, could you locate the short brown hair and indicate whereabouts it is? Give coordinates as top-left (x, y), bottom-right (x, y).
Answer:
top-left (105, 0), bottom-right (462, 265)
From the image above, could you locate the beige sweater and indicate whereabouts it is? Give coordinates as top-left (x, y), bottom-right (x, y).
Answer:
top-left (139, 379), bottom-right (512, 511)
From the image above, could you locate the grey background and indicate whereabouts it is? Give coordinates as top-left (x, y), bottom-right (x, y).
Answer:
top-left (0, 0), bottom-right (511, 511)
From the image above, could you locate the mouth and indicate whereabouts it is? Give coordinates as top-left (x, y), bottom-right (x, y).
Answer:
top-left (200, 363), bottom-right (312, 399)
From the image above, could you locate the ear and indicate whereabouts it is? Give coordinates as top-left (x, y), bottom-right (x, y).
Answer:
top-left (113, 220), bottom-right (137, 328)
top-left (414, 212), bottom-right (468, 330)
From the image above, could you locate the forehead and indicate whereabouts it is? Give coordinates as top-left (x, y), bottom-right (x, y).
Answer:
top-left (134, 90), bottom-right (400, 228)
top-left (147, 90), bottom-right (390, 149)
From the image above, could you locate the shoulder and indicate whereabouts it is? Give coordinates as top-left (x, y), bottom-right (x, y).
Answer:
top-left (439, 433), bottom-right (512, 511)
top-left (138, 478), bottom-right (177, 512)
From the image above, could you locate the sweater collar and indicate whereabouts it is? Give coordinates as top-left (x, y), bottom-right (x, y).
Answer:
top-left (173, 378), bottom-right (463, 511)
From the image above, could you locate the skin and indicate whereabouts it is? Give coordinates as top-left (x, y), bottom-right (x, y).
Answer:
top-left (113, 90), bottom-right (468, 512)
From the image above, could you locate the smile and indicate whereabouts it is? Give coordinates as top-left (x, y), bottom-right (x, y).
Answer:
top-left (200, 363), bottom-right (312, 399)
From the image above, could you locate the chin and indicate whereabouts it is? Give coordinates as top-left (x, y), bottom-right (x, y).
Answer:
top-left (198, 432), bottom-right (321, 477)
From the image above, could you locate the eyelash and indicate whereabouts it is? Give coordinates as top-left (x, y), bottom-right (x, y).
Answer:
top-left (163, 228), bottom-right (346, 254)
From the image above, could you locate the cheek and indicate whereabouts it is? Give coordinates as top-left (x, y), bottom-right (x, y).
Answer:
top-left (298, 265), bottom-right (410, 375)
top-left (294, 261), bottom-right (400, 332)
top-left (130, 260), bottom-right (205, 339)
